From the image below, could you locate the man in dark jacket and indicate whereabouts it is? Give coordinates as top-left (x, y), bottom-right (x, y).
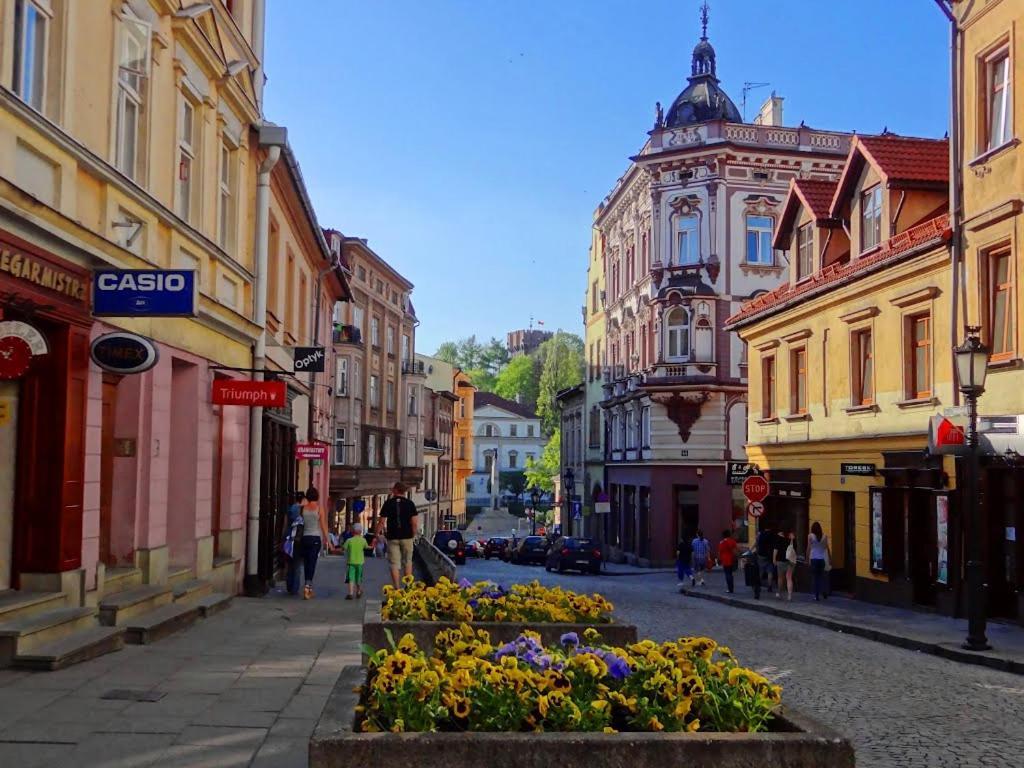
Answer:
top-left (676, 535), bottom-right (693, 587)
top-left (377, 483), bottom-right (418, 588)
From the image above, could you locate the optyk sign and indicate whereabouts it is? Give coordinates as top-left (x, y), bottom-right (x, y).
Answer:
top-left (292, 346), bottom-right (326, 373)
top-left (93, 269), bottom-right (197, 317)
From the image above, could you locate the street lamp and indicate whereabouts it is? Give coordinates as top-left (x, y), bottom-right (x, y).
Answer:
top-left (530, 488), bottom-right (540, 536)
top-left (954, 326), bottom-right (991, 651)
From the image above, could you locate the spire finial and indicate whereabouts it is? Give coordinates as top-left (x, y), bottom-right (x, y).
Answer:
top-left (700, 1), bottom-right (710, 39)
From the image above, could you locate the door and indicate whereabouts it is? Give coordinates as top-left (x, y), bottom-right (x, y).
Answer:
top-left (0, 381), bottom-right (18, 590)
top-left (99, 376), bottom-right (119, 566)
top-left (908, 490), bottom-right (937, 607)
top-left (830, 491), bottom-right (856, 592)
top-left (675, 485), bottom-right (699, 543)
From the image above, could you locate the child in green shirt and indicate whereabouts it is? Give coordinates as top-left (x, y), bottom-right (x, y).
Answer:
top-left (343, 523), bottom-right (366, 600)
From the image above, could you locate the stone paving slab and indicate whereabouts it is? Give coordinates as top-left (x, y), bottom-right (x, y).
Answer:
top-left (679, 569), bottom-right (1024, 675)
top-left (0, 554), bottom-right (383, 767)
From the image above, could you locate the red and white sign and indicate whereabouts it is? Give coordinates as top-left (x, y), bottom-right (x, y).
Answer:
top-left (928, 414), bottom-right (967, 455)
top-left (0, 321), bottom-right (48, 380)
top-left (295, 443), bottom-right (329, 461)
top-left (747, 501), bottom-right (765, 519)
top-left (212, 379), bottom-right (286, 407)
top-left (742, 475), bottom-right (770, 504)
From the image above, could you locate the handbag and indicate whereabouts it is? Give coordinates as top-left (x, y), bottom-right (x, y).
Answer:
top-left (786, 543), bottom-right (797, 564)
top-left (823, 536), bottom-right (832, 571)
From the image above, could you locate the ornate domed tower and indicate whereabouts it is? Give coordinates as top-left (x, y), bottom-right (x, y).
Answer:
top-left (664, 2), bottom-right (742, 127)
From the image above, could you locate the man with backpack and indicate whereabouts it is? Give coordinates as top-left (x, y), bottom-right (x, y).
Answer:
top-left (377, 483), bottom-right (418, 588)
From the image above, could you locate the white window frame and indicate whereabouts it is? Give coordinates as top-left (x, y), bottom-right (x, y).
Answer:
top-left (675, 215), bottom-right (699, 265)
top-left (986, 47), bottom-right (1013, 151)
top-left (114, 11), bottom-right (151, 181)
top-left (383, 436), bottom-right (392, 467)
top-left (745, 214), bottom-right (774, 266)
top-left (402, 334), bottom-right (410, 363)
top-left (861, 185), bottom-right (882, 253)
top-left (665, 306), bottom-right (691, 361)
top-left (371, 317), bottom-right (380, 347)
top-left (336, 357), bottom-right (348, 396)
top-left (369, 374), bottom-right (379, 408)
top-left (177, 93), bottom-right (199, 221)
top-left (353, 359), bottom-right (362, 398)
top-left (367, 433), bottom-right (378, 467)
top-left (218, 137), bottom-right (237, 250)
top-left (13, 0), bottom-right (51, 112)
top-left (387, 326), bottom-right (395, 356)
top-left (796, 223), bottom-right (814, 279)
top-left (334, 427), bottom-right (346, 465)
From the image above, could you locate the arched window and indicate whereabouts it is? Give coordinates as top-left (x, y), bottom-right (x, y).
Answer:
top-left (675, 215), bottom-right (699, 265)
top-left (665, 307), bottom-right (691, 361)
top-left (484, 424), bottom-right (494, 437)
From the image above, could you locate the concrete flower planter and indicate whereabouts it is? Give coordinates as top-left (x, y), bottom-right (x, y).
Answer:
top-left (362, 600), bottom-right (638, 656)
top-left (309, 666), bottom-right (855, 768)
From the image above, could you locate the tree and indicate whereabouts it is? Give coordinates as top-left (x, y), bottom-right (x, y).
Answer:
top-left (435, 341), bottom-right (459, 365)
top-left (525, 429), bottom-right (560, 493)
top-left (493, 354), bottom-right (540, 406)
top-left (480, 337), bottom-right (510, 375)
top-left (536, 331), bottom-right (585, 434)
top-left (432, 335), bottom-right (510, 392)
top-left (464, 367), bottom-right (496, 393)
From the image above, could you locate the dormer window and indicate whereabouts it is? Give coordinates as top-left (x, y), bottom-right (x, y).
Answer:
top-left (796, 223), bottom-right (814, 280)
top-left (861, 185), bottom-right (882, 252)
top-left (675, 215), bottom-right (699, 265)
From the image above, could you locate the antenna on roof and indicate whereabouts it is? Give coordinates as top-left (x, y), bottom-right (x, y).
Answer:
top-left (700, 1), bottom-right (710, 39)
top-left (742, 82), bottom-right (770, 122)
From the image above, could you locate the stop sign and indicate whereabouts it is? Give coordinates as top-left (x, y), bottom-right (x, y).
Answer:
top-left (742, 475), bottom-right (769, 504)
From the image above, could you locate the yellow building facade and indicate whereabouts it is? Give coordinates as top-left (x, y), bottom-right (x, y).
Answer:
top-left (453, 368), bottom-right (476, 527)
top-left (583, 223), bottom-right (607, 539)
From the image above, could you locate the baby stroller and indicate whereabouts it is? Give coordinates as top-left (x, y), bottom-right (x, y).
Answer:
top-left (741, 548), bottom-right (762, 599)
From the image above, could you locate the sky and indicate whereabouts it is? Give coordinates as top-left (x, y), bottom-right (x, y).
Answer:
top-left (264, 0), bottom-right (950, 355)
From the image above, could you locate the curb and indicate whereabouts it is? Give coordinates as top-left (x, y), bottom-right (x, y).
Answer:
top-left (680, 587), bottom-right (1024, 677)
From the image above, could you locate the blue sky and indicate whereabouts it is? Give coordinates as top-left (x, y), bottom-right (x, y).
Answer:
top-left (264, 1), bottom-right (950, 355)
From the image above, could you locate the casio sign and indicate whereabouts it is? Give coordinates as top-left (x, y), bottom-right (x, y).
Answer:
top-left (293, 346), bottom-right (326, 373)
top-left (93, 269), bottom-right (197, 317)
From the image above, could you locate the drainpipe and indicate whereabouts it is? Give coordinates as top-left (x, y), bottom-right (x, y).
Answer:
top-left (891, 190), bottom-right (907, 234)
top-left (243, 124), bottom-right (286, 597)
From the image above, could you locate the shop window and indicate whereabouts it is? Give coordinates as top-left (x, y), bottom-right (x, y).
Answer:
top-left (987, 246), bottom-right (1015, 361)
top-left (906, 313), bottom-right (931, 399)
top-left (761, 355), bottom-right (776, 418)
top-left (790, 347), bottom-right (807, 415)
top-left (851, 329), bottom-right (874, 406)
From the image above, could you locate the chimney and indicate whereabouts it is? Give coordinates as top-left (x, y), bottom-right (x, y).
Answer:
top-left (753, 92), bottom-right (784, 127)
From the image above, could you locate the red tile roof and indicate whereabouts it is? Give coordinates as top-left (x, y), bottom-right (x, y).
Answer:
top-left (773, 178), bottom-right (841, 250)
top-left (830, 135), bottom-right (948, 215)
top-left (728, 213), bottom-right (951, 328)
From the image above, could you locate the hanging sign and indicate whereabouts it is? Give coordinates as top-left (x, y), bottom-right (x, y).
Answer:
top-left (295, 443), bottom-right (329, 461)
top-left (0, 321), bottom-right (48, 380)
top-left (90, 332), bottom-right (159, 374)
top-left (292, 346), bottom-right (326, 373)
top-left (212, 379), bottom-right (286, 407)
top-left (928, 414), bottom-right (967, 456)
top-left (93, 269), bottom-right (197, 317)
top-left (728, 462), bottom-right (755, 485)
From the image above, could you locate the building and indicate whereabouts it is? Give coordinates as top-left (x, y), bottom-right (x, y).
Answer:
top-left (411, 353), bottom-right (459, 537)
top-left (593, 9), bottom-right (850, 565)
top-left (953, 0), bottom-right (1024, 623)
top-left (507, 328), bottom-right (552, 357)
top-left (0, 0), bottom-right (267, 627)
top-left (467, 393), bottom-right (544, 509)
top-left (327, 232), bottom-right (423, 533)
top-left (452, 368), bottom-right (476, 525)
top-left (727, 135), bottom-right (953, 609)
top-left (557, 384), bottom-right (586, 536)
top-left (583, 225), bottom-right (609, 541)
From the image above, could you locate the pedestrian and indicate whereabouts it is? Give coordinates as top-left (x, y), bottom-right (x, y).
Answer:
top-left (807, 521), bottom-right (832, 601)
top-left (756, 523), bottom-right (777, 594)
top-left (742, 548), bottom-right (762, 599)
top-left (776, 530), bottom-right (798, 601)
top-left (690, 529), bottom-right (711, 587)
top-left (341, 523), bottom-right (355, 542)
top-left (301, 488), bottom-right (331, 599)
top-left (378, 482), bottom-right (418, 588)
top-left (282, 491), bottom-right (306, 595)
top-left (675, 535), bottom-right (693, 586)
top-left (718, 529), bottom-right (739, 593)
top-left (343, 523), bottom-right (366, 600)
top-left (772, 528), bottom-right (789, 598)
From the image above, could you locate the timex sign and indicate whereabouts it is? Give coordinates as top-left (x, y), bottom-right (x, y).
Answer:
top-left (293, 346), bottom-right (326, 373)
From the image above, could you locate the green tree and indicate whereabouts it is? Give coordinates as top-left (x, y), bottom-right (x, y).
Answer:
top-left (464, 367), bottom-right (496, 393)
top-left (493, 354), bottom-right (540, 406)
top-left (435, 341), bottom-right (459, 365)
top-left (480, 337), bottom-right (510, 375)
top-left (456, 336), bottom-right (485, 371)
top-left (536, 331), bottom-right (585, 434)
top-left (524, 429), bottom-right (560, 493)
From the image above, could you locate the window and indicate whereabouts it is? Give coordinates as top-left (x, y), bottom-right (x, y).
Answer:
top-left (526, 452), bottom-right (535, 463)
top-left (796, 223), bottom-right (814, 280)
top-left (371, 317), bottom-right (380, 347)
top-left (459, 437), bottom-right (466, 460)
top-left (761, 356), bottom-right (776, 419)
top-left (484, 453), bottom-right (493, 473)
top-left (989, 247), bottom-right (1014, 359)
top-left (177, 97), bottom-right (197, 221)
top-left (408, 386), bottom-right (417, 415)
top-left (387, 381), bottom-right (395, 412)
top-left (510, 424), bottom-right (518, 437)
top-left (299, 273), bottom-right (308, 341)
top-left (527, 424), bottom-right (534, 437)
top-left (861, 186), bottom-right (882, 252)
top-left (675, 215), bottom-right (699, 265)
top-left (367, 433), bottom-right (378, 467)
top-left (353, 360), bottom-right (362, 398)
top-left (589, 407), bottom-right (600, 448)
top-left (851, 330), bottom-right (874, 406)
top-left (745, 215), bottom-right (774, 265)
top-left (665, 306), bottom-right (690, 360)
top-left (383, 436), bottom-right (392, 467)
top-left (905, 314), bottom-right (931, 399)
top-left (509, 451), bottom-right (518, 469)
top-left (402, 334), bottom-right (410, 363)
top-left (370, 375), bottom-right (379, 408)
top-left (358, 266), bottom-right (366, 281)
top-left (641, 406), bottom-right (651, 448)
top-left (485, 424), bottom-right (494, 437)
top-left (334, 428), bottom-right (346, 464)
top-left (591, 281), bottom-right (598, 314)
top-left (387, 326), bottom-right (395, 356)
top-left (790, 348), bottom-right (807, 415)
top-left (115, 13), bottom-right (150, 180)
top-left (336, 357), bottom-right (348, 395)
top-left (986, 50), bottom-right (1013, 151)
top-left (218, 141), bottom-right (236, 249)
top-left (13, 0), bottom-right (49, 111)
top-left (625, 411), bottom-right (635, 449)
top-left (353, 306), bottom-right (364, 334)
top-left (459, 398), bottom-right (465, 418)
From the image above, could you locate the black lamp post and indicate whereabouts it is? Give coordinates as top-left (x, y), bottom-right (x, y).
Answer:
top-left (530, 489), bottom-right (540, 536)
top-left (954, 326), bottom-right (991, 651)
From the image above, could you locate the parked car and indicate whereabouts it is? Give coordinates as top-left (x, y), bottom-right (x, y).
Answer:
top-left (510, 535), bottom-right (549, 565)
top-left (545, 537), bottom-right (602, 574)
top-left (433, 530), bottom-right (466, 565)
top-left (465, 540), bottom-right (482, 558)
top-left (483, 537), bottom-right (511, 561)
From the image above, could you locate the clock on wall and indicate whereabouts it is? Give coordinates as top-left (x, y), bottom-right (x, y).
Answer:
top-left (0, 335), bottom-right (32, 380)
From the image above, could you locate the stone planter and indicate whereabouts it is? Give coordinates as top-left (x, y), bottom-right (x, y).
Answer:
top-left (362, 600), bottom-right (638, 656)
top-left (309, 666), bottom-right (855, 768)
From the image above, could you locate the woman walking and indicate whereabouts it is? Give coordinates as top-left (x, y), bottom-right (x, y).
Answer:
top-left (301, 488), bottom-right (332, 599)
top-left (807, 522), bottom-right (832, 601)
top-left (776, 530), bottom-right (798, 601)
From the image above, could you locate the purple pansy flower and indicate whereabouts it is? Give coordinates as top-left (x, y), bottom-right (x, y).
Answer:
top-left (560, 632), bottom-right (580, 648)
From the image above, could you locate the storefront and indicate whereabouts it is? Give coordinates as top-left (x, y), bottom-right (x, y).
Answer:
top-left (0, 229), bottom-right (92, 596)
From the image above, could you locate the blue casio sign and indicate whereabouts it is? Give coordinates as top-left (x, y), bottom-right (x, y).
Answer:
top-left (93, 269), bottom-right (197, 317)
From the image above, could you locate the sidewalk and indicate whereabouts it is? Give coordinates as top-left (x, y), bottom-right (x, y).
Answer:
top-left (0, 555), bottom-right (386, 768)
top-left (680, 569), bottom-right (1024, 675)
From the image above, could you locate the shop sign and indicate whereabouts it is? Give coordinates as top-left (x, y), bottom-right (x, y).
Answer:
top-left (212, 379), bottom-right (286, 407)
top-left (0, 247), bottom-right (87, 303)
top-left (928, 414), bottom-right (967, 456)
top-left (90, 332), bottom-right (159, 374)
top-left (293, 346), bottom-right (326, 373)
top-left (742, 475), bottom-right (769, 504)
top-left (93, 269), bottom-right (197, 317)
top-left (594, 501), bottom-right (611, 514)
top-left (0, 321), bottom-right (48, 380)
top-left (295, 443), bottom-right (329, 461)
top-left (841, 462), bottom-right (876, 477)
top-left (727, 462), bottom-right (755, 485)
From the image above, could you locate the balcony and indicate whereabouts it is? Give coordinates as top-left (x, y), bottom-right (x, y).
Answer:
top-left (402, 359), bottom-right (426, 376)
top-left (401, 466), bottom-right (424, 486)
top-left (333, 324), bottom-right (362, 345)
top-left (645, 360), bottom-right (717, 383)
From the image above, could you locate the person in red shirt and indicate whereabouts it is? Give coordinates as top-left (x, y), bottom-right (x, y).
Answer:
top-left (718, 530), bottom-right (739, 594)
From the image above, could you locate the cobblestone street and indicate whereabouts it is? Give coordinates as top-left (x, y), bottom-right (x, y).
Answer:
top-left (461, 556), bottom-right (1024, 768)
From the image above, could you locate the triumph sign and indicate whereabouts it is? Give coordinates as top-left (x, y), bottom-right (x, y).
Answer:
top-left (212, 379), bottom-right (286, 407)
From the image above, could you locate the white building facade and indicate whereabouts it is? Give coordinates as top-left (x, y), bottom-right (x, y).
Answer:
top-left (467, 393), bottom-right (544, 509)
